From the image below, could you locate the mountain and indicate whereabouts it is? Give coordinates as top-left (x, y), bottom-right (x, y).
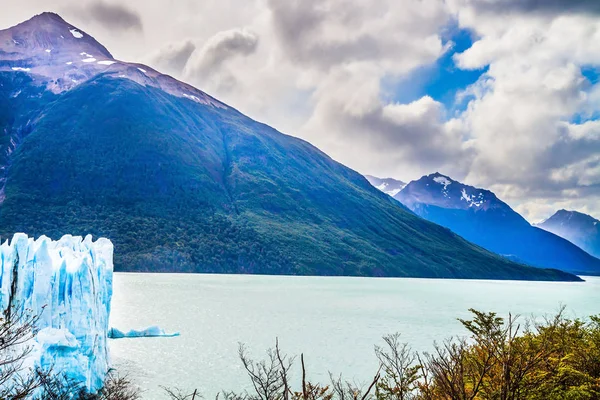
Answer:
top-left (0, 13), bottom-right (579, 281)
top-left (396, 173), bottom-right (600, 276)
top-left (538, 210), bottom-right (600, 259)
top-left (365, 175), bottom-right (406, 197)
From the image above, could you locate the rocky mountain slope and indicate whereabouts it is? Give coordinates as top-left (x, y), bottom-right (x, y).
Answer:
top-left (395, 173), bottom-right (600, 276)
top-left (538, 210), bottom-right (600, 260)
top-left (364, 175), bottom-right (406, 197)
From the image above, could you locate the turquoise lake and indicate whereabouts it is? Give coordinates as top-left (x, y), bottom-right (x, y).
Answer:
top-left (109, 273), bottom-right (600, 399)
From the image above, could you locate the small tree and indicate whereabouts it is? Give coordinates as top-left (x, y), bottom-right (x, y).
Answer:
top-left (238, 339), bottom-right (294, 400)
top-left (164, 308), bottom-right (600, 400)
top-left (0, 305), bottom-right (45, 399)
top-left (0, 304), bottom-right (140, 400)
top-left (375, 333), bottom-right (420, 400)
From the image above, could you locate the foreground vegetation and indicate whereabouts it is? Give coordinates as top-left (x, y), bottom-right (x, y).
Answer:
top-left (0, 307), bottom-right (140, 400)
top-left (1, 307), bottom-right (599, 399)
top-left (169, 307), bottom-right (600, 400)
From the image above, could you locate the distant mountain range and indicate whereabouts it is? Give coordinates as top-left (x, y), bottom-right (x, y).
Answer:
top-left (364, 176), bottom-right (406, 197)
top-left (0, 13), bottom-right (575, 280)
top-left (368, 172), bottom-right (600, 276)
top-left (538, 210), bottom-right (600, 260)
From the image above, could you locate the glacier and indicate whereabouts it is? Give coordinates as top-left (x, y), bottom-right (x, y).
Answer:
top-left (0, 233), bottom-right (113, 392)
top-left (109, 325), bottom-right (180, 339)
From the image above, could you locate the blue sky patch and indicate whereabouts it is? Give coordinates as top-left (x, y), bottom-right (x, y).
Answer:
top-left (569, 66), bottom-right (600, 124)
top-left (385, 22), bottom-right (487, 118)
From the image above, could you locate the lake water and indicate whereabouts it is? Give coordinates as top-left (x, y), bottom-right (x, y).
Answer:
top-left (109, 273), bottom-right (600, 399)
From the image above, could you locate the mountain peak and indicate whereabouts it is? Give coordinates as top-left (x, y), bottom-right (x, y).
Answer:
top-left (538, 209), bottom-right (600, 259)
top-left (10, 12), bottom-right (69, 29)
top-left (364, 175), bottom-right (406, 197)
top-left (542, 209), bottom-right (599, 225)
top-left (0, 13), bottom-right (226, 107)
top-left (29, 12), bottom-right (68, 25)
top-left (427, 172), bottom-right (454, 189)
top-left (554, 209), bottom-right (575, 217)
top-left (1, 11), bottom-right (113, 61)
top-left (397, 173), bottom-right (508, 213)
top-left (395, 174), bottom-right (600, 276)
top-left (430, 171), bottom-right (451, 179)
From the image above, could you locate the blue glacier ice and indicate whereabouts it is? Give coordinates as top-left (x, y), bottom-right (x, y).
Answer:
top-left (109, 325), bottom-right (180, 339)
top-left (0, 233), bottom-right (113, 392)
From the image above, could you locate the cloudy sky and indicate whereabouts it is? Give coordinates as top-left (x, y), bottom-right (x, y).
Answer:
top-left (3, 0), bottom-right (600, 222)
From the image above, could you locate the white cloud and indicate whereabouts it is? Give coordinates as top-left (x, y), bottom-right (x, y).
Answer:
top-left (5, 0), bottom-right (600, 221)
top-left (148, 40), bottom-right (196, 77)
top-left (300, 66), bottom-right (470, 180)
top-left (183, 28), bottom-right (258, 78)
top-left (444, 1), bottom-right (600, 221)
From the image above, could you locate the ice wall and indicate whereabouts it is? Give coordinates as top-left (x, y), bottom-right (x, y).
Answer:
top-left (0, 233), bottom-right (113, 392)
top-left (109, 325), bottom-right (180, 338)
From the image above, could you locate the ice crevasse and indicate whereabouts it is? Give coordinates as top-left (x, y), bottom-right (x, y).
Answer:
top-left (0, 233), bottom-right (113, 392)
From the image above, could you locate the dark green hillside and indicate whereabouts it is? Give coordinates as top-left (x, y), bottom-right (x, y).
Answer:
top-left (0, 73), bottom-right (578, 280)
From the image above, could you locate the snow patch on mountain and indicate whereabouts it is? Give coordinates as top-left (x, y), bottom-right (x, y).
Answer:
top-left (433, 176), bottom-right (451, 189)
top-left (70, 28), bottom-right (83, 38)
top-left (0, 12), bottom-right (228, 108)
top-left (432, 175), bottom-right (452, 198)
top-left (364, 175), bottom-right (406, 197)
top-left (461, 188), bottom-right (485, 208)
top-left (375, 182), bottom-right (403, 197)
top-left (183, 93), bottom-right (218, 106)
top-left (396, 172), bottom-right (509, 213)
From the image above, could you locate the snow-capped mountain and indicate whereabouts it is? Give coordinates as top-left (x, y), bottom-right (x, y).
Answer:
top-left (397, 172), bottom-right (519, 216)
top-left (538, 210), bottom-right (600, 259)
top-left (395, 173), bottom-right (600, 276)
top-left (0, 12), bottom-right (223, 104)
top-left (364, 175), bottom-right (406, 197)
top-left (0, 13), bottom-right (578, 281)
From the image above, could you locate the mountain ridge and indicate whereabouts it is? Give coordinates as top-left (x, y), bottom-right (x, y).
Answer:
top-left (538, 210), bottom-right (600, 259)
top-left (364, 175), bottom-right (406, 197)
top-left (394, 173), bottom-right (600, 276)
top-left (0, 13), bottom-right (580, 281)
top-left (0, 12), bottom-right (225, 106)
